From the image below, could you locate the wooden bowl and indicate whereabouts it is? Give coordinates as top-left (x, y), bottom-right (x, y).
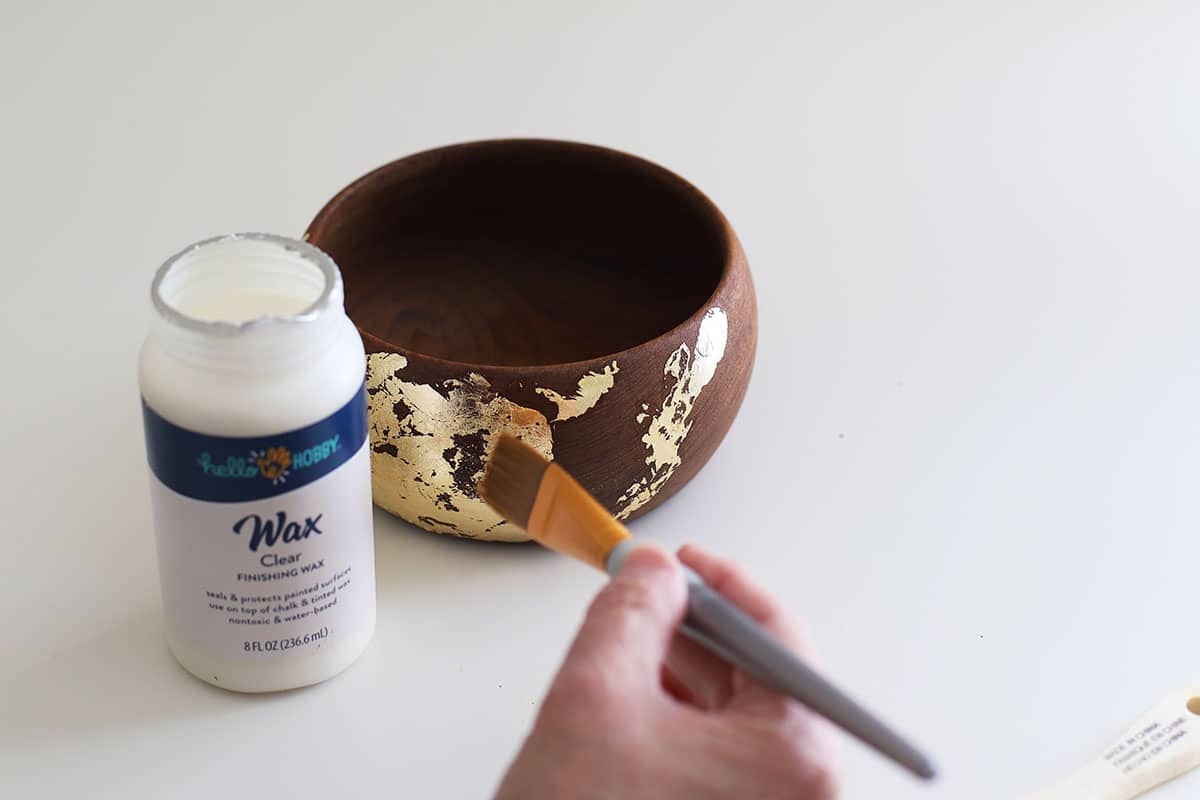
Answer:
top-left (305, 139), bottom-right (756, 541)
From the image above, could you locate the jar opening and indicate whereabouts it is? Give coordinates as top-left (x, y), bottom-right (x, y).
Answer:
top-left (152, 233), bottom-right (341, 331)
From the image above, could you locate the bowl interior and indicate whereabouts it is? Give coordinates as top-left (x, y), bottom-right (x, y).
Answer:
top-left (312, 141), bottom-right (728, 366)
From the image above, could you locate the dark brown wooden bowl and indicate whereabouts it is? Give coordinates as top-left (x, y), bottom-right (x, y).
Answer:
top-left (306, 139), bottom-right (756, 540)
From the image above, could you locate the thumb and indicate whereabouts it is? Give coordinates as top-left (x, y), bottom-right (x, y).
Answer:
top-left (559, 543), bottom-right (688, 689)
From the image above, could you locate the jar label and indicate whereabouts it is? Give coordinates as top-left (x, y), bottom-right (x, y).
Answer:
top-left (143, 384), bottom-right (368, 502)
top-left (143, 384), bottom-right (375, 666)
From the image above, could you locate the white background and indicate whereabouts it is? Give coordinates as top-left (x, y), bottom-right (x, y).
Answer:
top-left (3, 1), bottom-right (1199, 797)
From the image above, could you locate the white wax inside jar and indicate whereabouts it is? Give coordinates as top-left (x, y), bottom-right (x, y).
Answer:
top-left (177, 291), bottom-right (315, 323)
top-left (158, 237), bottom-right (327, 324)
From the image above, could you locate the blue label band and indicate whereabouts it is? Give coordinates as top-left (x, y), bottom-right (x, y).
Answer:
top-left (143, 383), bottom-right (368, 503)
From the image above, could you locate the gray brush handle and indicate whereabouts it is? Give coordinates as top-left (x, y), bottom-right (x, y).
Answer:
top-left (606, 541), bottom-right (937, 781)
top-left (683, 578), bottom-right (937, 780)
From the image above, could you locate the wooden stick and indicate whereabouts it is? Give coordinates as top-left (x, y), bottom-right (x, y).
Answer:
top-left (1027, 685), bottom-right (1200, 799)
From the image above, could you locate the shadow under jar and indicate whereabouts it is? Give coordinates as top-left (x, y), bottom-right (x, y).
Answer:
top-left (306, 139), bottom-right (757, 541)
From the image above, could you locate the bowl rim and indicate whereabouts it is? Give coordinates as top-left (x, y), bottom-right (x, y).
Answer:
top-left (304, 137), bottom-right (745, 374)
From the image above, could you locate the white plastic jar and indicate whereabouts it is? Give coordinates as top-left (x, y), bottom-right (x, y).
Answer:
top-left (140, 233), bottom-right (376, 692)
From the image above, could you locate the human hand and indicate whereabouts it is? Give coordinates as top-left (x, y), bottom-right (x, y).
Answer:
top-left (495, 543), bottom-right (839, 799)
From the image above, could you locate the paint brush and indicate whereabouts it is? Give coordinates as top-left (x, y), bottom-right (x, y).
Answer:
top-left (477, 433), bottom-right (938, 781)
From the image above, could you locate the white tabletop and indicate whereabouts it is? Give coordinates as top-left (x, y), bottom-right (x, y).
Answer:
top-left (4, 2), bottom-right (1200, 797)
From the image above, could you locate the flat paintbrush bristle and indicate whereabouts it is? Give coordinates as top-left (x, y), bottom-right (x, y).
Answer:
top-left (479, 434), bottom-right (631, 571)
top-left (477, 434), bottom-right (551, 530)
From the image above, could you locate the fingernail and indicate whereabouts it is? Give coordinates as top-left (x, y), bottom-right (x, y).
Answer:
top-left (619, 542), bottom-right (677, 579)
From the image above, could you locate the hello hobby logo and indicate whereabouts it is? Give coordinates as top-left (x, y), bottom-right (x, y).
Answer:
top-left (196, 435), bottom-right (341, 486)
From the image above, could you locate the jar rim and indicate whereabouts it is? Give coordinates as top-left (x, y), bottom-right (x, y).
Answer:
top-left (151, 232), bottom-right (342, 334)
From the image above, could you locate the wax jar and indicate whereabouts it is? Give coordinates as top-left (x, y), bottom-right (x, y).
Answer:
top-left (140, 233), bottom-right (376, 692)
